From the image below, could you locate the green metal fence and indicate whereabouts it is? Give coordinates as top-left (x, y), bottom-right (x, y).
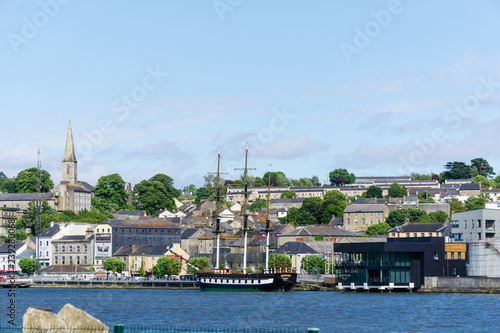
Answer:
top-left (0, 325), bottom-right (319, 333)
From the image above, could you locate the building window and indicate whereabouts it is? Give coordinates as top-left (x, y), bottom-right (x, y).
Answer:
top-left (46, 241), bottom-right (49, 246)
top-left (433, 252), bottom-right (439, 260)
top-left (84, 257), bottom-right (88, 265)
top-left (452, 266), bottom-right (457, 275)
top-left (61, 256), bottom-right (65, 265)
top-left (450, 252), bottom-right (454, 259)
top-left (369, 219), bottom-right (373, 225)
top-left (362, 218), bottom-right (366, 225)
top-left (61, 246), bottom-right (65, 253)
top-left (83, 245), bottom-right (87, 253)
top-left (458, 252), bottom-right (462, 259)
top-left (69, 256), bottom-right (73, 264)
top-left (54, 245), bottom-right (58, 253)
top-left (77, 256), bottom-right (80, 265)
top-left (354, 219), bottom-right (358, 225)
top-left (69, 246), bottom-right (73, 252)
top-left (54, 256), bottom-right (58, 264)
top-left (77, 246), bottom-right (80, 252)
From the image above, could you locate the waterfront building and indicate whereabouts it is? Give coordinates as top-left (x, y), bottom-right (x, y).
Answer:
top-left (334, 237), bottom-right (467, 289)
top-left (275, 241), bottom-right (318, 271)
top-left (93, 222), bottom-right (112, 269)
top-left (0, 241), bottom-right (27, 271)
top-left (110, 220), bottom-right (181, 255)
top-left (52, 227), bottom-right (94, 267)
top-left (36, 222), bottom-right (96, 268)
top-left (451, 205), bottom-right (500, 242)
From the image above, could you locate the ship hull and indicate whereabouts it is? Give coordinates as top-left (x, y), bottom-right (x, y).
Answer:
top-left (195, 272), bottom-right (297, 292)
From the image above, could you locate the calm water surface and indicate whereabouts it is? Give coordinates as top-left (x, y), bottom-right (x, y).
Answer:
top-left (3, 288), bottom-right (499, 332)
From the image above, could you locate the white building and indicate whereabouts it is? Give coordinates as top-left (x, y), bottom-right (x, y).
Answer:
top-left (451, 205), bottom-right (500, 242)
top-left (36, 222), bottom-right (96, 267)
top-left (0, 241), bottom-right (27, 271)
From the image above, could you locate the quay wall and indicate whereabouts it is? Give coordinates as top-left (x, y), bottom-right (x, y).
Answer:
top-left (423, 276), bottom-right (500, 293)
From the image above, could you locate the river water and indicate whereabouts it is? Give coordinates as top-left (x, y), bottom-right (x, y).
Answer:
top-left (3, 288), bottom-right (499, 332)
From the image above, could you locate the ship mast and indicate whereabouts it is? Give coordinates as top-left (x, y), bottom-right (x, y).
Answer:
top-left (235, 145), bottom-right (255, 273)
top-left (207, 148), bottom-right (226, 270)
top-left (265, 165), bottom-right (272, 272)
top-left (214, 148), bottom-right (222, 269)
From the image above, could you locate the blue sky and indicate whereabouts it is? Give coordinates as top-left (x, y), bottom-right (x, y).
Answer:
top-left (1, 1), bottom-right (500, 188)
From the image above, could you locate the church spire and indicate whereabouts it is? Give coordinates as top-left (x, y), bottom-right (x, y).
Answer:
top-left (62, 120), bottom-right (78, 183)
top-left (63, 120), bottom-right (76, 162)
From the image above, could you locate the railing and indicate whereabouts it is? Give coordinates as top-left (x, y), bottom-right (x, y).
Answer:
top-left (0, 325), bottom-right (319, 333)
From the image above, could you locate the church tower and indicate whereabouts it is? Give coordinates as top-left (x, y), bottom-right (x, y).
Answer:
top-left (62, 120), bottom-right (78, 184)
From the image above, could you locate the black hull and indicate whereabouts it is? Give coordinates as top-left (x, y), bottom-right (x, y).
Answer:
top-left (195, 272), bottom-right (297, 292)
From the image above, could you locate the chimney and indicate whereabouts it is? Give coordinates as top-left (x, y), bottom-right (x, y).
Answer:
top-left (85, 228), bottom-right (93, 239)
top-left (50, 221), bottom-right (54, 227)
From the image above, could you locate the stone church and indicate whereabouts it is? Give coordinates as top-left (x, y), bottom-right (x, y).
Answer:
top-left (52, 121), bottom-right (94, 212)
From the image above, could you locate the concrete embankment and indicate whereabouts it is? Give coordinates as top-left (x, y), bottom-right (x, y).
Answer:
top-left (422, 277), bottom-right (500, 293)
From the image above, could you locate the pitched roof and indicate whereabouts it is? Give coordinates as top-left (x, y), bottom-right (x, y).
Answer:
top-left (0, 241), bottom-right (25, 253)
top-left (344, 204), bottom-right (387, 213)
top-left (39, 224), bottom-right (61, 238)
top-left (0, 193), bottom-right (54, 201)
top-left (68, 184), bottom-right (92, 193)
top-left (460, 183), bottom-right (481, 190)
top-left (279, 225), bottom-right (356, 237)
top-left (275, 242), bottom-right (317, 254)
top-left (78, 181), bottom-right (95, 192)
top-left (109, 220), bottom-right (179, 228)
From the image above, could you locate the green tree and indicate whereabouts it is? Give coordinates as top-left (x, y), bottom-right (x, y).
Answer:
top-left (301, 254), bottom-right (325, 274)
top-left (149, 174), bottom-right (181, 198)
top-left (470, 158), bottom-right (495, 177)
top-left (385, 208), bottom-right (427, 228)
top-left (329, 169), bottom-right (356, 186)
top-left (103, 258), bottom-right (125, 274)
top-left (321, 190), bottom-right (347, 223)
top-left (365, 222), bottom-right (391, 236)
top-left (92, 174), bottom-right (129, 211)
top-left (156, 256), bottom-right (181, 276)
top-left (269, 253), bottom-right (292, 268)
top-left (262, 171), bottom-right (290, 187)
top-left (464, 194), bottom-right (490, 211)
top-left (249, 198), bottom-right (267, 212)
top-left (440, 162), bottom-right (474, 181)
top-left (410, 173), bottom-right (432, 181)
top-left (13, 168), bottom-right (54, 193)
top-left (138, 266), bottom-right (146, 277)
top-left (0, 172), bottom-right (16, 193)
top-left (418, 191), bottom-right (435, 203)
top-left (450, 198), bottom-right (466, 213)
top-left (133, 180), bottom-right (176, 215)
top-left (295, 210), bottom-right (317, 225)
top-left (285, 207), bottom-right (300, 224)
top-left (428, 210), bottom-right (450, 223)
top-left (301, 197), bottom-right (323, 224)
top-left (280, 191), bottom-right (297, 199)
top-left (194, 187), bottom-right (212, 204)
top-left (388, 183), bottom-right (408, 198)
top-left (365, 185), bottom-right (383, 198)
top-left (311, 176), bottom-right (320, 186)
top-left (18, 258), bottom-right (40, 275)
top-left (471, 175), bottom-right (493, 188)
top-left (188, 257), bottom-right (211, 273)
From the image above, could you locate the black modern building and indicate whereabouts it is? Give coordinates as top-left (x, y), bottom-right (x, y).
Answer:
top-left (110, 220), bottom-right (181, 254)
top-left (334, 237), bottom-right (467, 289)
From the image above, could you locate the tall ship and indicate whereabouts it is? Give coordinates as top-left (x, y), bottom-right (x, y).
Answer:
top-left (195, 148), bottom-right (297, 292)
